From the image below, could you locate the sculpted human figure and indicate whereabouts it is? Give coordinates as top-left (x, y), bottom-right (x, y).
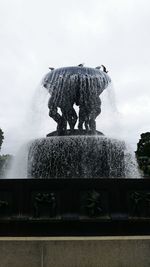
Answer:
top-left (43, 65), bottom-right (110, 134)
top-left (48, 96), bottom-right (77, 134)
top-left (78, 96), bottom-right (101, 132)
top-left (77, 65), bottom-right (109, 132)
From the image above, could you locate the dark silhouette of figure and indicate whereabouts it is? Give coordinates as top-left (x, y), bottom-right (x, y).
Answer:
top-left (44, 66), bottom-right (110, 134)
top-left (78, 63), bottom-right (84, 67)
top-left (101, 65), bottom-right (108, 73)
top-left (77, 76), bottom-right (102, 133)
top-left (48, 99), bottom-right (77, 134)
top-left (78, 95), bottom-right (101, 132)
top-left (95, 66), bottom-right (101, 70)
top-left (48, 81), bottom-right (78, 134)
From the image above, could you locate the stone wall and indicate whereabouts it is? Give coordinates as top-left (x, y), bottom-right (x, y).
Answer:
top-left (0, 236), bottom-right (150, 267)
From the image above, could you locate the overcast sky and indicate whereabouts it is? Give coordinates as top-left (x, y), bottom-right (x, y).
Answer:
top-left (0, 0), bottom-right (150, 154)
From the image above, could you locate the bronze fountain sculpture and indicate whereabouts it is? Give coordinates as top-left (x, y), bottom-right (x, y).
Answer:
top-left (27, 64), bottom-right (129, 178)
top-left (43, 65), bottom-right (110, 135)
top-left (0, 64), bottom-right (143, 238)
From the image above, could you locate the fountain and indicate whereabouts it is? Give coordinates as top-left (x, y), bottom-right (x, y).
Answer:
top-left (2, 64), bottom-right (148, 239)
top-left (27, 65), bottom-right (139, 178)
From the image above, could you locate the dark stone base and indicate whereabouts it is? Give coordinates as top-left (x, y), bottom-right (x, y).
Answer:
top-left (28, 134), bottom-right (126, 178)
top-left (0, 178), bottom-right (149, 236)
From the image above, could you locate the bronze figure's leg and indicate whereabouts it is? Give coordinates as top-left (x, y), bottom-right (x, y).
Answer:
top-left (78, 106), bottom-right (89, 131)
top-left (48, 98), bottom-right (67, 134)
top-left (60, 114), bottom-right (67, 132)
top-left (61, 106), bottom-right (78, 132)
top-left (89, 97), bottom-right (101, 132)
top-left (84, 116), bottom-right (89, 131)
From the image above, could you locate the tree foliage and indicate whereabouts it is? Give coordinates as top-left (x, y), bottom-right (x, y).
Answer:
top-left (0, 128), bottom-right (4, 151)
top-left (136, 132), bottom-right (150, 177)
top-left (0, 154), bottom-right (12, 178)
top-left (0, 128), bottom-right (13, 177)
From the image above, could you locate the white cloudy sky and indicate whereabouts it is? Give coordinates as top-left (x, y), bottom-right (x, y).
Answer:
top-left (0, 0), bottom-right (150, 154)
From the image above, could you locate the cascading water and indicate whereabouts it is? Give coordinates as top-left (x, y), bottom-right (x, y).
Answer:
top-left (43, 66), bottom-right (110, 93)
top-left (6, 85), bottom-right (50, 178)
top-left (7, 66), bottom-right (141, 178)
top-left (28, 135), bottom-right (140, 178)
